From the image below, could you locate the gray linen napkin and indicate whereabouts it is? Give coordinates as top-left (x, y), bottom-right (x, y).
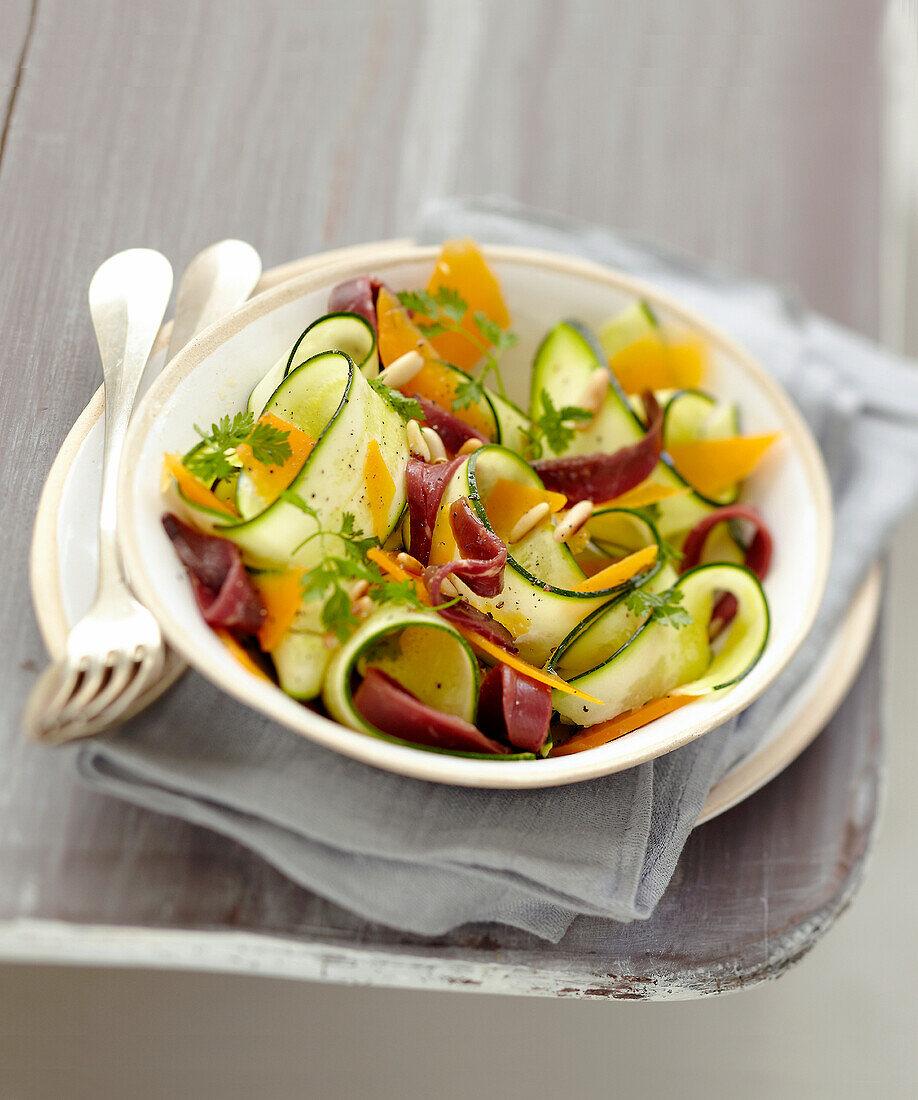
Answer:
top-left (76, 198), bottom-right (918, 942)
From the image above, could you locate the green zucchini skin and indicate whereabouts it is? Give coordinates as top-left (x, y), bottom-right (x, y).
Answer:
top-left (247, 311), bottom-right (379, 417)
top-left (429, 445), bottom-right (662, 666)
top-left (322, 603), bottom-right (480, 731)
top-left (528, 314), bottom-right (750, 537)
top-left (178, 350), bottom-right (409, 569)
top-left (549, 562), bottom-right (769, 726)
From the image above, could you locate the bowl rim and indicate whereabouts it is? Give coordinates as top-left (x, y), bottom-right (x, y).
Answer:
top-left (117, 243), bottom-right (833, 789)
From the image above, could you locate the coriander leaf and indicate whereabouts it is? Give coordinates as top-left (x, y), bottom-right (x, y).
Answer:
top-left (247, 419), bottom-right (291, 466)
top-left (322, 586), bottom-right (360, 642)
top-left (624, 586), bottom-right (692, 629)
top-left (369, 377), bottom-right (424, 422)
top-left (416, 321), bottom-right (448, 338)
top-left (452, 374), bottom-right (485, 411)
top-left (433, 286), bottom-right (468, 324)
top-left (474, 311), bottom-right (517, 351)
top-left (197, 411), bottom-right (255, 448)
top-left (533, 391), bottom-right (593, 455)
top-left (183, 410), bottom-right (292, 485)
top-left (397, 289), bottom-right (438, 317)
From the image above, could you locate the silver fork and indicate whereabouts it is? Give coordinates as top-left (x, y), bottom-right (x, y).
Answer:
top-left (25, 248), bottom-right (174, 743)
top-left (25, 240), bottom-right (264, 743)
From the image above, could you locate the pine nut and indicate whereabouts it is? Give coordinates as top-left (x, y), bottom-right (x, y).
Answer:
top-left (579, 368), bottom-right (610, 419)
top-left (421, 426), bottom-right (448, 462)
top-left (381, 350), bottom-right (424, 388)
top-left (352, 596), bottom-right (374, 617)
top-left (508, 502), bottom-right (551, 543)
top-left (323, 633), bottom-right (340, 650)
top-left (407, 418), bottom-right (430, 461)
top-left (396, 552), bottom-right (423, 575)
top-left (350, 579), bottom-right (370, 600)
top-left (458, 438), bottom-right (484, 456)
top-left (438, 576), bottom-right (459, 598)
top-left (553, 500), bottom-right (594, 543)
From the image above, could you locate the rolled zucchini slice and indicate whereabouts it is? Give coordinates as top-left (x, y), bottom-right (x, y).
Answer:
top-left (529, 316), bottom-right (749, 538)
top-left (550, 562), bottom-right (769, 727)
top-left (176, 351), bottom-right (408, 569)
top-left (323, 603), bottom-right (479, 736)
top-left (248, 311), bottom-right (379, 416)
top-left (429, 445), bottom-right (662, 666)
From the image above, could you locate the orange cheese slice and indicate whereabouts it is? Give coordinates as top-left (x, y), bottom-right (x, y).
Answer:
top-left (666, 434), bottom-right (778, 498)
top-left (423, 239), bottom-right (511, 371)
top-left (363, 439), bottom-right (396, 540)
top-left (609, 335), bottom-right (706, 394)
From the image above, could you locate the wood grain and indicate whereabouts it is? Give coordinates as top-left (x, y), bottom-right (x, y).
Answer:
top-left (0, 0), bottom-right (888, 997)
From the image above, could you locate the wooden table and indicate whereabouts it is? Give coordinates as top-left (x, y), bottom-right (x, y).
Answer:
top-left (0, 0), bottom-right (889, 998)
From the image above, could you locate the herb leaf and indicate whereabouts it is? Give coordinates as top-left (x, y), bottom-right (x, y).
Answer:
top-left (433, 286), bottom-right (468, 324)
top-left (397, 289), bottom-right (439, 317)
top-left (521, 391), bottom-right (593, 459)
top-left (474, 311), bottom-right (517, 352)
top-left (624, 586), bottom-right (693, 629)
top-left (183, 411), bottom-right (291, 484)
top-left (369, 377), bottom-right (424, 422)
top-left (452, 374), bottom-right (486, 411)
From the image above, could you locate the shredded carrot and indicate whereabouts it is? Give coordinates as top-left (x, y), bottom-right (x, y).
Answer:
top-left (368, 548), bottom-right (602, 703)
top-left (550, 696), bottom-right (691, 756)
top-left (214, 629), bottom-right (274, 682)
top-left (666, 434), bottom-right (779, 498)
top-left (463, 632), bottom-right (604, 705)
top-left (596, 482), bottom-right (689, 510)
top-left (162, 454), bottom-right (238, 517)
top-left (367, 547), bottom-right (429, 601)
top-left (573, 545), bottom-right (658, 592)
top-left (253, 570), bottom-right (304, 652)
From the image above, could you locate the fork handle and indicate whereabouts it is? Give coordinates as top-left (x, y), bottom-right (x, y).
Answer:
top-left (89, 249), bottom-right (173, 588)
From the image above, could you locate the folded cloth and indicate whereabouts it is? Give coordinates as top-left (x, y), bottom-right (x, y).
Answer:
top-left (77, 198), bottom-right (918, 942)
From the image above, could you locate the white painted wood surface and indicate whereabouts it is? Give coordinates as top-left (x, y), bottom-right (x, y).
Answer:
top-left (0, 0), bottom-right (890, 997)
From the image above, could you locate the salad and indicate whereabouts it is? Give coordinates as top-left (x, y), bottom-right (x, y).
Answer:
top-left (161, 240), bottom-right (776, 760)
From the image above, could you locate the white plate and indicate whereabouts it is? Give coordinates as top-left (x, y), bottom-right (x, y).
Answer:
top-left (110, 243), bottom-right (838, 789)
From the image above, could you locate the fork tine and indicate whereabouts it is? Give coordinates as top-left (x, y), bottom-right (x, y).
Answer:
top-left (76, 655), bottom-right (134, 723)
top-left (45, 647), bottom-right (166, 743)
top-left (56, 658), bottom-right (107, 722)
top-left (24, 664), bottom-right (78, 741)
top-left (43, 662), bottom-right (83, 718)
top-left (98, 650), bottom-right (167, 724)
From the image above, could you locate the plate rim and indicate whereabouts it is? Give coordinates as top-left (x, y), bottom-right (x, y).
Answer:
top-left (112, 242), bottom-right (834, 789)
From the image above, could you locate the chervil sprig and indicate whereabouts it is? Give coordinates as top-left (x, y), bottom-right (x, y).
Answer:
top-left (369, 377), bottom-right (424, 423)
top-left (521, 391), bottom-right (593, 459)
top-left (183, 411), bottom-right (291, 484)
top-left (396, 286), bottom-right (518, 407)
top-left (624, 586), bottom-right (693, 629)
top-left (281, 493), bottom-right (429, 642)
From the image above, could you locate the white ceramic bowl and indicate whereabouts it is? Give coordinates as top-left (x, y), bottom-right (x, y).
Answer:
top-left (118, 244), bottom-right (832, 788)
